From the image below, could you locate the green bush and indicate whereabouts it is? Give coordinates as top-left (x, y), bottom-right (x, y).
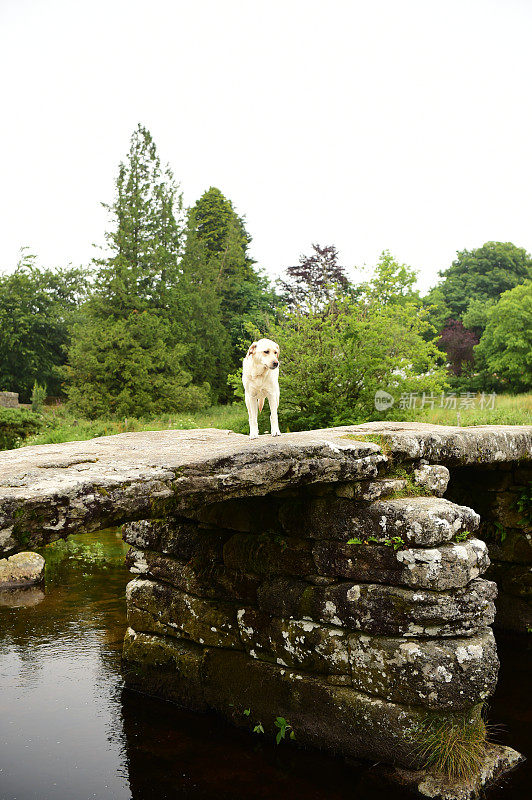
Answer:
top-left (0, 407), bottom-right (43, 450)
top-left (31, 381), bottom-right (47, 413)
top-left (262, 297), bottom-right (448, 431)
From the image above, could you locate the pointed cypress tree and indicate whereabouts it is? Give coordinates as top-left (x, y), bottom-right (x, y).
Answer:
top-left (66, 125), bottom-right (209, 416)
top-left (93, 123), bottom-right (184, 319)
top-left (187, 187), bottom-right (275, 381)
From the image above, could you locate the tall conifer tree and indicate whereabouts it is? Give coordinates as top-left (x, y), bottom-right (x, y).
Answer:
top-left (66, 125), bottom-right (209, 416)
top-left (187, 187), bottom-right (275, 384)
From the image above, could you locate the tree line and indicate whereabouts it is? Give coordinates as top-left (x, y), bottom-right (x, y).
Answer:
top-left (1, 124), bottom-right (531, 428)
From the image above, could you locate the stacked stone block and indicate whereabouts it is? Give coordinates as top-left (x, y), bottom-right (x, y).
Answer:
top-left (122, 467), bottom-right (500, 770)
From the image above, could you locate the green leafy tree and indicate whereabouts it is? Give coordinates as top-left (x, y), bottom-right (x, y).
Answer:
top-left (172, 224), bottom-right (231, 400)
top-left (66, 125), bottom-right (209, 415)
top-left (65, 311), bottom-right (209, 418)
top-left (359, 250), bottom-right (418, 306)
top-left (437, 241), bottom-right (532, 320)
top-left (92, 123), bottom-right (184, 319)
top-left (265, 254), bottom-right (447, 431)
top-left (475, 282), bottom-right (532, 392)
top-left (188, 187), bottom-right (276, 384)
top-left (0, 250), bottom-right (87, 401)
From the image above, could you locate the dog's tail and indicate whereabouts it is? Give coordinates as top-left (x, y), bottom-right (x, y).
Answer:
top-left (258, 398), bottom-right (265, 413)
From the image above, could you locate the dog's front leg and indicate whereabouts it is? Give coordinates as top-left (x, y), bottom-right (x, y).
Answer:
top-left (268, 391), bottom-right (281, 437)
top-left (245, 392), bottom-right (259, 439)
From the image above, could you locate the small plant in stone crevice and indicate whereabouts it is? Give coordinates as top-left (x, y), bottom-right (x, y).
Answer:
top-left (274, 716), bottom-right (296, 743)
top-left (453, 530), bottom-right (471, 543)
top-left (244, 710), bottom-right (295, 743)
top-left (514, 486), bottom-right (532, 527)
top-left (412, 709), bottom-right (488, 781)
top-left (347, 534), bottom-right (405, 551)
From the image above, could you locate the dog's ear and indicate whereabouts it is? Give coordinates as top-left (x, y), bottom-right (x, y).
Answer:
top-left (246, 342), bottom-right (258, 357)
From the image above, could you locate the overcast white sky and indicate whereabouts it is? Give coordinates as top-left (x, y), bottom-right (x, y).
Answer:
top-left (1, 0), bottom-right (531, 292)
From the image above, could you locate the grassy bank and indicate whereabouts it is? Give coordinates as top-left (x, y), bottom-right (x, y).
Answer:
top-left (16, 392), bottom-right (531, 448)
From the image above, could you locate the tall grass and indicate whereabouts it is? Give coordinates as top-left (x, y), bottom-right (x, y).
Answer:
top-left (16, 392), bottom-right (532, 449)
top-left (413, 710), bottom-right (488, 781)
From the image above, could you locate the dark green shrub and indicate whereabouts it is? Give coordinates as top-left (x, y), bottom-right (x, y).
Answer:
top-left (0, 407), bottom-right (43, 450)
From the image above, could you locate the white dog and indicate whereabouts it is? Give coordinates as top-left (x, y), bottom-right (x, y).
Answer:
top-left (242, 338), bottom-right (281, 439)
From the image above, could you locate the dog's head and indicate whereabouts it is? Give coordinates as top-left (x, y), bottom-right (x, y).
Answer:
top-left (246, 338), bottom-right (280, 370)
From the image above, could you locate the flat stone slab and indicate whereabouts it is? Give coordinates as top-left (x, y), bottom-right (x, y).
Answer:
top-left (126, 577), bottom-right (242, 649)
top-left (314, 537), bottom-right (490, 590)
top-left (386, 744), bottom-right (524, 800)
top-left (280, 495), bottom-right (481, 546)
top-left (348, 628), bottom-right (498, 709)
top-left (258, 577), bottom-right (497, 637)
top-left (335, 421), bottom-right (532, 465)
top-left (0, 551), bottom-right (45, 589)
top-left (0, 423), bottom-right (530, 557)
top-left (0, 429), bottom-right (383, 557)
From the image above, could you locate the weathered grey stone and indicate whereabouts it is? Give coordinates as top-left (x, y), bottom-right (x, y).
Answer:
top-left (280, 495), bottom-right (480, 547)
top-left (413, 464), bottom-right (450, 496)
top-left (122, 628), bottom-right (207, 710)
top-left (333, 421), bottom-right (532, 465)
top-left (335, 478), bottom-right (407, 500)
top-left (2, 423), bottom-right (529, 558)
top-left (201, 647), bottom-right (486, 769)
top-left (126, 578), bottom-right (241, 649)
top-left (223, 532), bottom-right (314, 577)
top-left (0, 429), bottom-right (387, 557)
top-left (236, 608), bottom-right (350, 674)
top-left (125, 548), bottom-right (259, 602)
top-left (123, 517), bottom-right (230, 559)
top-left (0, 391), bottom-right (19, 408)
top-left (257, 577), bottom-right (497, 637)
top-left (387, 744), bottom-right (524, 800)
top-left (0, 550), bottom-right (45, 589)
top-left (313, 537), bottom-right (489, 590)
top-left (349, 628), bottom-right (498, 709)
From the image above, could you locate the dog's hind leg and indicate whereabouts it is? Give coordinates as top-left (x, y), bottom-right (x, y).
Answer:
top-left (245, 392), bottom-right (259, 439)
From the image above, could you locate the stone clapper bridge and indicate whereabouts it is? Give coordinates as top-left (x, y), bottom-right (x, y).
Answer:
top-left (1, 422), bottom-right (531, 799)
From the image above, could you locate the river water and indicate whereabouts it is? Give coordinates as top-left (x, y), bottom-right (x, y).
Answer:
top-left (0, 530), bottom-right (529, 800)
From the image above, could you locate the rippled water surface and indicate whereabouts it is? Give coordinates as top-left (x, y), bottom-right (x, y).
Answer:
top-left (0, 530), bottom-right (529, 800)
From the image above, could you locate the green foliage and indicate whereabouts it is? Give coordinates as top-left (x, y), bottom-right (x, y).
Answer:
top-left (93, 123), bottom-right (184, 320)
top-left (188, 187), bottom-right (277, 392)
top-left (174, 214), bottom-right (233, 401)
top-left (264, 254), bottom-right (448, 431)
top-left (359, 249), bottom-right (419, 306)
top-left (66, 125), bottom-right (209, 415)
top-left (347, 534), bottom-right (405, 550)
top-left (474, 282), bottom-right (532, 392)
top-left (31, 381), bottom-right (47, 413)
top-left (65, 311), bottom-right (209, 418)
top-left (274, 716), bottom-right (296, 744)
top-left (515, 487), bottom-right (532, 527)
top-left (413, 710), bottom-right (488, 780)
top-left (461, 297), bottom-right (496, 337)
top-left (437, 241), bottom-right (532, 321)
top-left (453, 530), bottom-right (471, 543)
top-left (253, 723), bottom-right (265, 734)
top-left (0, 407), bottom-right (43, 450)
top-left (0, 250), bottom-right (88, 400)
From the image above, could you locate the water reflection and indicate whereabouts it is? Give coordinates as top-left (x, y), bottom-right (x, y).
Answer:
top-left (0, 530), bottom-right (529, 800)
top-left (0, 587), bottom-right (46, 607)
